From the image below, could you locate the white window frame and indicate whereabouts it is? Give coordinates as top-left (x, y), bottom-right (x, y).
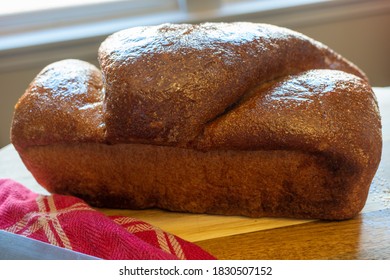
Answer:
top-left (0, 0), bottom-right (387, 72)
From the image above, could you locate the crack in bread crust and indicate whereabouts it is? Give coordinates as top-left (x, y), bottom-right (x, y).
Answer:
top-left (98, 22), bottom-right (368, 146)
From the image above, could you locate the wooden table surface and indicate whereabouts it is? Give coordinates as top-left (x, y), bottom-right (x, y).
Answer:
top-left (1, 87), bottom-right (389, 260)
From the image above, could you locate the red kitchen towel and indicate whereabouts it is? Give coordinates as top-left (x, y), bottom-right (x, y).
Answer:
top-left (0, 178), bottom-right (215, 260)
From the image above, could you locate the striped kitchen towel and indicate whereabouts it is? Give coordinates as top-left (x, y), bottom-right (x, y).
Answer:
top-left (0, 178), bottom-right (215, 260)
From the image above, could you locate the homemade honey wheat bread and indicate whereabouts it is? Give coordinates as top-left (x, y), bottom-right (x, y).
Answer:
top-left (11, 23), bottom-right (382, 220)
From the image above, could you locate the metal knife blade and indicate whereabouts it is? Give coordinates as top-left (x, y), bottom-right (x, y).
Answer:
top-left (0, 230), bottom-right (99, 260)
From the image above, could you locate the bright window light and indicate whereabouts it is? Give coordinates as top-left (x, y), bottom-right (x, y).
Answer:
top-left (1, 0), bottom-right (125, 15)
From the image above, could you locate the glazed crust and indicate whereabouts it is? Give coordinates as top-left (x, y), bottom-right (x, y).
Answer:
top-left (11, 22), bottom-right (382, 220)
top-left (98, 22), bottom-right (368, 146)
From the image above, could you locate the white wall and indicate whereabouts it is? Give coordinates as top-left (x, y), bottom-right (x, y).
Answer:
top-left (1, 5), bottom-right (389, 148)
top-left (294, 13), bottom-right (390, 87)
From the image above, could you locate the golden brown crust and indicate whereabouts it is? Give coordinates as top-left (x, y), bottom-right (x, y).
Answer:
top-left (197, 69), bottom-right (381, 170)
top-left (19, 143), bottom-right (369, 220)
top-left (10, 23), bottom-right (382, 220)
top-left (98, 22), bottom-right (368, 147)
top-left (11, 59), bottom-right (105, 148)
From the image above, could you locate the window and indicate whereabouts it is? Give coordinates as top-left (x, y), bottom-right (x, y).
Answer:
top-left (0, 0), bottom-right (384, 71)
top-left (0, 0), bottom-right (332, 51)
top-left (1, 0), bottom-right (123, 16)
top-left (0, 0), bottom-right (179, 51)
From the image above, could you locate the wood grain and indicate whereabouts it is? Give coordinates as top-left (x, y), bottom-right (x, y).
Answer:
top-left (195, 208), bottom-right (390, 260)
top-left (102, 208), bottom-right (314, 242)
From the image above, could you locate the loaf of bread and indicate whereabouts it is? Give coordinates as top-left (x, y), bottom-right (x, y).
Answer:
top-left (11, 22), bottom-right (382, 220)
